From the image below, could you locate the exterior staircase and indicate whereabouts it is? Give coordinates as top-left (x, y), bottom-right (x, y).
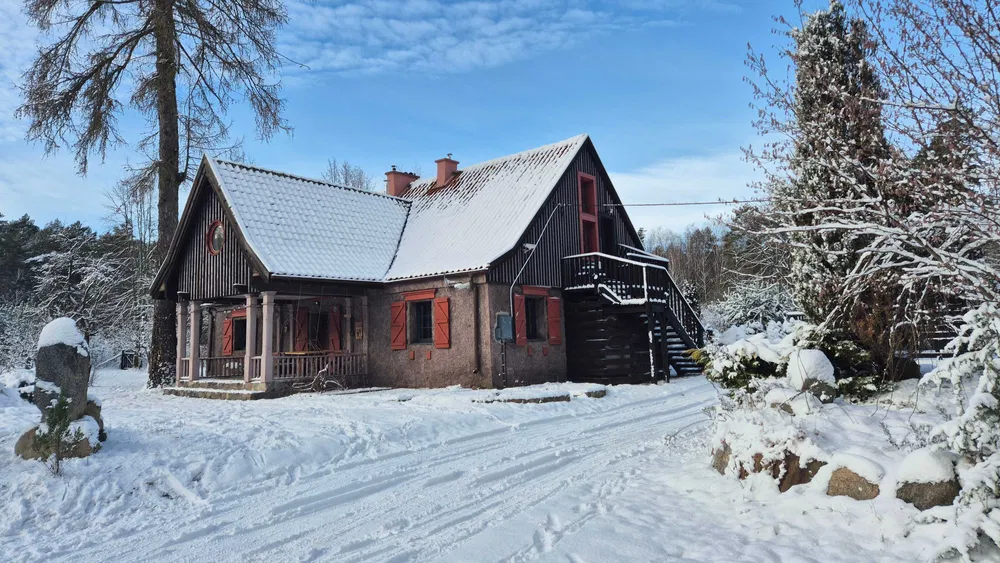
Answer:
top-left (563, 252), bottom-right (705, 383)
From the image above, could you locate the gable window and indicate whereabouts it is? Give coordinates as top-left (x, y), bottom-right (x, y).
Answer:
top-left (207, 221), bottom-right (225, 254)
top-left (524, 296), bottom-right (546, 341)
top-left (410, 300), bottom-right (433, 344)
top-left (578, 173), bottom-right (599, 253)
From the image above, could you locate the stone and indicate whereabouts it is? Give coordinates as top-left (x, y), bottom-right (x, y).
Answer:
top-left (778, 453), bottom-right (827, 492)
top-left (84, 399), bottom-right (107, 442)
top-left (827, 467), bottom-right (881, 500)
top-left (896, 480), bottom-right (960, 510)
top-left (34, 319), bottom-right (91, 422)
top-left (803, 379), bottom-right (839, 403)
top-left (14, 426), bottom-right (95, 461)
top-left (711, 442), bottom-right (732, 475)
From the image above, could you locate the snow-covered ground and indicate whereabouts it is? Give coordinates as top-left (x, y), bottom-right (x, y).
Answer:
top-left (1, 370), bottom-right (940, 562)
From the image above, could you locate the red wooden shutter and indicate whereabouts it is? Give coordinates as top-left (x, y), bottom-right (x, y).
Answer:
top-left (514, 294), bottom-right (527, 346)
top-left (329, 306), bottom-right (342, 352)
top-left (547, 297), bottom-right (562, 345)
top-left (390, 302), bottom-right (407, 350)
top-left (222, 317), bottom-right (234, 356)
top-left (434, 297), bottom-right (450, 349)
top-left (295, 307), bottom-right (309, 351)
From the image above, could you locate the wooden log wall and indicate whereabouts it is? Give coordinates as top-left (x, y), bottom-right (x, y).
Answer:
top-left (563, 292), bottom-right (652, 385)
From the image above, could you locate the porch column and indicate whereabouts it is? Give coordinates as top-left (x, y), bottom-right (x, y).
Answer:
top-left (244, 294), bottom-right (258, 384)
top-left (260, 291), bottom-right (276, 386)
top-left (188, 302), bottom-right (201, 381)
top-left (175, 301), bottom-right (188, 384)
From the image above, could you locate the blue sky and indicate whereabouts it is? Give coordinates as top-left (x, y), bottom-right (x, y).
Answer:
top-left (0, 0), bottom-right (813, 233)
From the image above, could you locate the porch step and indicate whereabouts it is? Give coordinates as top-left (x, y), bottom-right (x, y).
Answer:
top-left (163, 386), bottom-right (274, 401)
top-left (179, 378), bottom-right (267, 391)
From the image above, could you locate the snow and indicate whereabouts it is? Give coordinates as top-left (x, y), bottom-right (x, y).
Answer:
top-left (207, 158), bottom-right (410, 282)
top-left (828, 453), bottom-right (886, 484)
top-left (69, 415), bottom-right (101, 447)
top-left (787, 348), bottom-right (835, 389)
top-left (0, 369), bottom-right (953, 562)
top-left (33, 380), bottom-right (60, 394)
top-left (897, 448), bottom-right (955, 484)
top-left (36, 317), bottom-right (88, 356)
top-left (385, 134), bottom-right (588, 281)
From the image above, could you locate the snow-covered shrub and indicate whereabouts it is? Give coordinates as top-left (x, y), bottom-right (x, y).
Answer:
top-left (695, 325), bottom-right (796, 394)
top-left (713, 280), bottom-right (796, 330)
top-left (33, 394), bottom-right (91, 475)
top-left (917, 304), bottom-right (1000, 560)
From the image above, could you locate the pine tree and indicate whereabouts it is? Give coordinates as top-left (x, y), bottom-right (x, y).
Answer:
top-left (779, 0), bottom-right (890, 323)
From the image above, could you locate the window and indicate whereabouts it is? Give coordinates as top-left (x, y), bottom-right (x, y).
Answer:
top-left (578, 173), bottom-right (599, 253)
top-left (410, 301), bottom-right (433, 343)
top-left (524, 297), bottom-right (546, 341)
top-left (233, 318), bottom-right (247, 352)
top-left (206, 221), bottom-right (225, 254)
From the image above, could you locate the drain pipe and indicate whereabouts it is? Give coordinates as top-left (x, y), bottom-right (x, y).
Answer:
top-left (503, 203), bottom-right (565, 387)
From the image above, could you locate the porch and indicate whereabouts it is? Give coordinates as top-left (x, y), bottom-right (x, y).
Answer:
top-left (172, 291), bottom-right (370, 396)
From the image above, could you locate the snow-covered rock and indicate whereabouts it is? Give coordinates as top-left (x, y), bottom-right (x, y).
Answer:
top-left (37, 317), bottom-right (88, 357)
top-left (897, 448), bottom-right (955, 484)
top-left (787, 349), bottom-right (835, 388)
top-left (896, 448), bottom-right (959, 510)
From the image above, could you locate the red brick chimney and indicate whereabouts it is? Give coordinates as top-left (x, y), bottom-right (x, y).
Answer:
top-left (435, 154), bottom-right (459, 187)
top-left (385, 165), bottom-right (419, 198)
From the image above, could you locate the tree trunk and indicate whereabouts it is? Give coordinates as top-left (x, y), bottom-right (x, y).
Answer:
top-left (147, 0), bottom-right (180, 388)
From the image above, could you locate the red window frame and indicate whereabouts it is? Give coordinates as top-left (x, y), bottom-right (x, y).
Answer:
top-left (577, 172), bottom-right (599, 253)
top-left (206, 220), bottom-right (224, 255)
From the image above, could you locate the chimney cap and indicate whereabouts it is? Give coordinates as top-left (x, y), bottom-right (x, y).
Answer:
top-left (435, 154), bottom-right (458, 163)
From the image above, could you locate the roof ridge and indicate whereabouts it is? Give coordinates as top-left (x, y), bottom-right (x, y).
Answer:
top-left (409, 133), bottom-right (588, 184)
top-left (213, 157), bottom-right (405, 202)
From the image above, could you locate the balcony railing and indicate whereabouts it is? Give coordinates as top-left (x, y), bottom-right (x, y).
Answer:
top-left (563, 252), bottom-right (704, 347)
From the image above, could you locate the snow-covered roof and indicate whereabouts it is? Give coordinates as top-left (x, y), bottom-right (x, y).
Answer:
top-left (385, 134), bottom-right (588, 280)
top-left (157, 134), bottom-right (593, 290)
top-left (207, 159), bottom-right (410, 281)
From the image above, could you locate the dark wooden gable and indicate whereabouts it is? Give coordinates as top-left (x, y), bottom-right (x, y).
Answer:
top-left (488, 139), bottom-right (642, 287)
top-left (173, 178), bottom-right (256, 301)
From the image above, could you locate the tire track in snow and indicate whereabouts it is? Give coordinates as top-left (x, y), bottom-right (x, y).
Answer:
top-left (71, 384), bottom-right (715, 563)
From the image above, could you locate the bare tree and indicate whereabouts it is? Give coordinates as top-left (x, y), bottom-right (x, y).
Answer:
top-left (17, 0), bottom-right (291, 386)
top-left (322, 158), bottom-right (376, 191)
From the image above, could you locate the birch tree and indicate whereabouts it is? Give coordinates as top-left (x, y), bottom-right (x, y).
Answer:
top-left (17, 0), bottom-right (290, 387)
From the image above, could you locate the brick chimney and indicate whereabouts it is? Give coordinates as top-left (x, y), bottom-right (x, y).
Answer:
top-left (435, 154), bottom-right (459, 187)
top-left (385, 165), bottom-right (419, 198)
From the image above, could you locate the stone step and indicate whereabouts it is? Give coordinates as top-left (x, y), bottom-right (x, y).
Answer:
top-left (163, 387), bottom-right (273, 401)
top-left (181, 378), bottom-right (267, 391)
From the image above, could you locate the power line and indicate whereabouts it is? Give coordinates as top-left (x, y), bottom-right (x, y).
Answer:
top-left (605, 198), bottom-right (770, 208)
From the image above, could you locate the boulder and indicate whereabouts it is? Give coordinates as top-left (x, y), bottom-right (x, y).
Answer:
top-left (828, 467), bottom-right (880, 500)
top-left (14, 425), bottom-right (95, 460)
top-left (777, 452), bottom-right (827, 492)
top-left (34, 318), bottom-right (90, 422)
top-left (711, 442), bottom-right (732, 475)
top-left (84, 399), bottom-right (107, 442)
top-left (896, 480), bottom-right (960, 511)
top-left (895, 448), bottom-right (960, 510)
top-left (788, 349), bottom-right (839, 402)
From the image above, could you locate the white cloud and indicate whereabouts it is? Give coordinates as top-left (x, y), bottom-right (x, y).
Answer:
top-left (610, 150), bottom-right (762, 233)
top-left (0, 0), bottom-right (37, 141)
top-left (279, 0), bottom-right (695, 75)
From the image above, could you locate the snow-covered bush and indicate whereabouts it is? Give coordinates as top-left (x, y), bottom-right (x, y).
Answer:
top-left (713, 280), bottom-right (796, 330)
top-left (917, 304), bottom-right (1000, 560)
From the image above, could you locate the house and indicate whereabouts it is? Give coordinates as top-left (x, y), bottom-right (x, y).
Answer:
top-left (150, 134), bottom-right (704, 397)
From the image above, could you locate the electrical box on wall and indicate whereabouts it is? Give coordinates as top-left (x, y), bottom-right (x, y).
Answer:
top-left (494, 313), bottom-right (513, 342)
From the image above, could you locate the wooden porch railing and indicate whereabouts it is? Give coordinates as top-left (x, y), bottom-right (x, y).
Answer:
top-left (273, 352), bottom-right (368, 388)
top-left (199, 356), bottom-right (245, 379)
top-left (177, 358), bottom-right (190, 383)
top-left (249, 356), bottom-right (262, 381)
top-left (562, 252), bottom-right (705, 347)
